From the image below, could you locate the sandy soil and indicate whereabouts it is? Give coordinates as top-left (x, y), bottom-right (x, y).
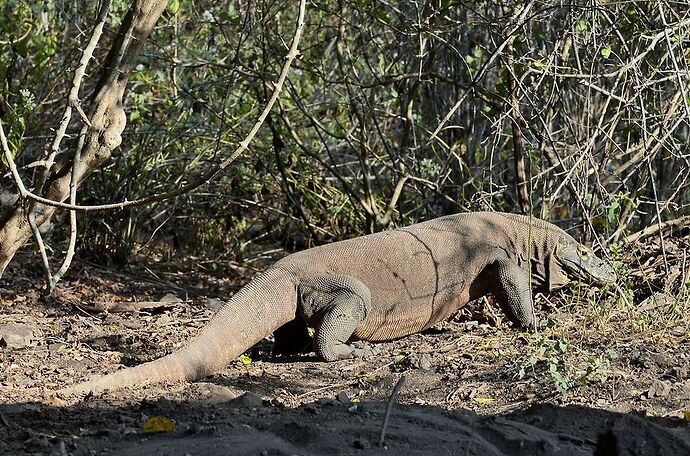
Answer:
top-left (1, 237), bottom-right (689, 455)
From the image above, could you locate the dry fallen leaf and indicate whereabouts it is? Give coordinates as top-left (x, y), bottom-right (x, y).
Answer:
top-left (143, 416), bottom-right (175, 433)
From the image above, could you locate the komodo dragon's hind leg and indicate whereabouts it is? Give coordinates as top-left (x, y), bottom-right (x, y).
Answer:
top-left (298, 275), bottom-right (373, 361)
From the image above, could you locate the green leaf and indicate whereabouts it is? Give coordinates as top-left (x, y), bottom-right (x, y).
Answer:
top-left (601, 46), bottom-right (612, 59)
top-left (576, 20), bottom-right (588, 32)
top-left (607, 200), bottom-right (619, 223)
top-left (557, 340), bottom-right (568, 352)
top-left (167, 0), bottom-right (180, 15)
top-left (374, 8), bottom-right (390, 24)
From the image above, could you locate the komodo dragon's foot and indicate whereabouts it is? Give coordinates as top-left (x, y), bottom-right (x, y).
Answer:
top-left (324, 341), bottom-right (381, 361)
top-left (351, 343), bottom-right (381, 359)
top-left (317, 341), bottom-right (380, 361)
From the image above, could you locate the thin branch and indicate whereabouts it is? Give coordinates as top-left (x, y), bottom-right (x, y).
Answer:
top-left (0, 0), bottom-right (308, 214)
top-left (427, 0), bottom-right (535, 145)
top-left (379, 375), bottom-right (406, 448)
top-left (37, 0), bottom-right (111, 194)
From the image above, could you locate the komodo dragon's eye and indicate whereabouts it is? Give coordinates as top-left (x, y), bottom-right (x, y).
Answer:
top-left (578, 246), bottom-right (591, 257)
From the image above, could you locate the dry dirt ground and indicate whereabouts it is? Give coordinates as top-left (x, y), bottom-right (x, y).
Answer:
top-left (1, 235), bottom-right (689, 456)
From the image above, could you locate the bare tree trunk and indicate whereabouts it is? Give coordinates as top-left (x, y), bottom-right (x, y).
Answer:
top-left (0, 0), bottom-right (168, 276)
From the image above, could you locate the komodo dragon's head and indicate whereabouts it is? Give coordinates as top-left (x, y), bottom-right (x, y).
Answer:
top-left (549, 234), bottom-right (617, 289)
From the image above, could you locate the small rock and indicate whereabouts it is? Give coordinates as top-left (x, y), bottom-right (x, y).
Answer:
top-left (648, 379), bottom-right (672, 398)
top-left (0, 323), bottom-right (37, 349)
top-left (336, 391), bottom-right (351, 404)
top-left (159, 293), bottom-right (182, 303)
top-left (205, 298), bottom-right (226, 310)
top-left (49, 440), bottom-right (68, 456)
top-left (48, 342), bottom-right (67, 352)
top-left (231, 391), bottom-right (263, 408)
top-left (317, 397), bottom-right (337, 406)
top-left (418, 353), bottom-right (433, 370)
top-left (351, 343), bottom-right (380, 358)
top-left (408, 353), bottom-right (433, 370)
top-left (184, 423), bottom-right (217, 435)
top-left (193, 383), bottom-right (240, 403)
top-left (353, 438), bottom-right (369, 449)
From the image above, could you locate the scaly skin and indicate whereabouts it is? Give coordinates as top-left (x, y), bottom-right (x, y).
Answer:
top-left (58, 212), bottom-right (615, 396)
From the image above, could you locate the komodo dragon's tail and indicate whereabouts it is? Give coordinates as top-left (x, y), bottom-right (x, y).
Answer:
top-left (57, 268), bottom-right (298, 396)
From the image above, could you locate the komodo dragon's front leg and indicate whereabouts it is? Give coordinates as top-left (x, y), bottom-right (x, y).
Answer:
top-left (298, 275), bottom-right (372, 361)
top-left (486, 252), bottom-right (536, 330)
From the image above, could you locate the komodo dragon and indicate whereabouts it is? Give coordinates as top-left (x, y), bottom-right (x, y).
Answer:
top-left (59, 212), bottom-right (615, 395)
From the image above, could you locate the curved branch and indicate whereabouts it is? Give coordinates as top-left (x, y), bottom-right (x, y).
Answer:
top-left (0, 0), bottom-right (307, 214)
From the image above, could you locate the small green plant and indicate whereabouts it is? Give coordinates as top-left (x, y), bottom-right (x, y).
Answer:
top-left (607, 193), bottom-right (637, 227)
top-left (578, 350), bottom-right (617, 385)
top-left (632, 314), bottom-right (649, 331)
top-left (609, 244), bottom-right (622, 255)
top-left (517, 335), bottom-right (572, 393)
top-left (517, 337), bottom-right (620, 394)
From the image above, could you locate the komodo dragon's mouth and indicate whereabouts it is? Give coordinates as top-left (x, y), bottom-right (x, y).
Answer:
top-left (560, 251), bottom-right (617, 284)
top-left (555, 235), bottom-right (617, 285)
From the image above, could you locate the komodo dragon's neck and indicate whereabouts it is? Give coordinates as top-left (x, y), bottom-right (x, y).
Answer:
top-left (479, 213), bottom-right (565, 289)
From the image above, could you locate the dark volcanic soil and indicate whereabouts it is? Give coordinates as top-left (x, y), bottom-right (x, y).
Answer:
top-left (1, 239), bottom-right (689, 455)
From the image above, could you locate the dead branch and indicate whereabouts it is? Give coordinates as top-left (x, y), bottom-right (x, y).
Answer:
top-left (623, 215), bottom-right (690, 245)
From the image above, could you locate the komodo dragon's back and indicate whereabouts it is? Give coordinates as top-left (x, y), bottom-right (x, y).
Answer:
top-left (277, 212), bottom-right (560, 341)
top-left (58, 212), bottom-right (615, 396)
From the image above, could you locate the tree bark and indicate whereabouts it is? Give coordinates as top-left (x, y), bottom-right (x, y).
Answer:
top-left (0, 0), bottom-right (168, 276)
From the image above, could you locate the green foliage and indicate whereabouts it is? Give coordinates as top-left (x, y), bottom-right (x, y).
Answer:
top-left (3, 0), bottom-right (689, 266)
top-left (518, 335), bottom-right (572, 393)
top-left (0, 2), bottom-right (60, 160)
top-left (607, 193), bottom-right (637, 227)
top-left (517, 335), bottom-right (619, 394)
top-left (578, 350), bottom-right (617, 385)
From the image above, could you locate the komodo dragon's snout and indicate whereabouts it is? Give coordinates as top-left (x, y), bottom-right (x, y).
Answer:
top-left (554, 234), bottom-right (617, 285)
